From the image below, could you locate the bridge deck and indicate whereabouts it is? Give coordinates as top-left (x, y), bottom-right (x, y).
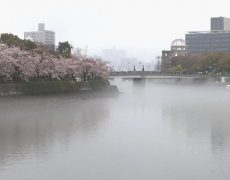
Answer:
top-left (109, 71), bottom-right (206, 79)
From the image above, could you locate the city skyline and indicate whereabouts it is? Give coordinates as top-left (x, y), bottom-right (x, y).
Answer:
top-left (1, 0), bottom-right (230, 62)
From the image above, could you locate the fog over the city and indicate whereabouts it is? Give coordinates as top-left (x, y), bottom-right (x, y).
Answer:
top-left (1, 0), bottom-right (230, 61)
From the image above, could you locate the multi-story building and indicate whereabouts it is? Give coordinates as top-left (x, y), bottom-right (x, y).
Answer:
top-left (186, 17), bottom-right (230, 54)
top-left (119, 58), bottom-right (138, 71)
top-left (24, 23), bottom-right (55, 51)
top-left (102, 47), bottom-right (127, 71)
top-left (186, 31), bottom-right (230, 54)
top-left (211, 17), bottom-right (230, 31)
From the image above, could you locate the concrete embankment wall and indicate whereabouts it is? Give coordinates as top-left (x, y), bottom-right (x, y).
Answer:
top-left (0, 79), bottom-right (114, 96)
top-left (131, 77), bottom-right (221, 85)
top-left (0, 83), bottom-right (22, 96)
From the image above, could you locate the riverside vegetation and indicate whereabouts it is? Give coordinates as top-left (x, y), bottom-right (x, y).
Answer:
top-left (168, 52), bottom-right (230, 76)
top-left (0, 33), bottom-right (115, 95)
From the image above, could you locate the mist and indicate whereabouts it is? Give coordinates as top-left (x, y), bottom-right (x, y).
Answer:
top-left (2, 0), bottom-right (230, 62)
top-left (0, 80), bottom-right (229, 180)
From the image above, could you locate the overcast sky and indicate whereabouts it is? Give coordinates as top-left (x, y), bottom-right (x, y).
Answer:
top-left (1, 0), bottom-right (230, 62)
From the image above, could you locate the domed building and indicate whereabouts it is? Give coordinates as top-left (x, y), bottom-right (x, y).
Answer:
top-left (161, 39), bottom-right (187, 72)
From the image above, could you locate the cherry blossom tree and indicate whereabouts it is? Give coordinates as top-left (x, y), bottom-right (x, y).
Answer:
top-left (0, 43), bottom-right (109, 83)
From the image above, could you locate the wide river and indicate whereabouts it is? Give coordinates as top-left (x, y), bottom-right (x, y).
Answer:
top-left (0, 79), bottom-right (230, 180)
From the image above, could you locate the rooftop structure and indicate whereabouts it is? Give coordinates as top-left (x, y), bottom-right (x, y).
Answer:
top-left (188, 30), bottom-right (230, 34)
top-left (211, 17), bottom-right (230, 31)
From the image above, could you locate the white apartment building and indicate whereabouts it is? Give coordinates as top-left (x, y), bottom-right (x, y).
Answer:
top-left (24, 23), bottom-right (55, 51)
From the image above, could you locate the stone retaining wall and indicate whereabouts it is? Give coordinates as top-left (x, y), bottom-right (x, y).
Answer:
top-left (0, 80), bottom-right (111, 96)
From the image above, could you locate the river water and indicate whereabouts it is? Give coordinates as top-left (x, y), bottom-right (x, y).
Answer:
top-left (0, 79), bottom-right (230, 180)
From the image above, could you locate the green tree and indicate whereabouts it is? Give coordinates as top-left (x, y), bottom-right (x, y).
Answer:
top-left (0, 33), bottom-right (37, 51)
top-left (0, 33), bottom-right (21, 47)
top-left (57, 41), bottom-right (72, 58)
top-left (169, 65), bottom-right (184, 73)
top-left (217, 55), bottom-right (230, 73)
top-left (21, 39), bottom-right (37, 51)
top-left (169, 52), bottom-right (230, 75)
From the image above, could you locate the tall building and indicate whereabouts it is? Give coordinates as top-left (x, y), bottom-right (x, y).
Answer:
top-left (24, 23), bottom-right (55, 51)
top-left (186, 17), bottom-right (230, 54)
top-left (119, 58), bottom-right (138, 71)
top-left (211, 17), bottom-right (230, 31)
top-left (102, 47), bottom-right (127, 70)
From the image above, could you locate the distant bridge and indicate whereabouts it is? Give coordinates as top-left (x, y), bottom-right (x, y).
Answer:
top-left (109, 71), bottom-right (208, 80)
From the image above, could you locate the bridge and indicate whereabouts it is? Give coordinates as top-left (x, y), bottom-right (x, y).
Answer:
top-left (108, 71), bottom-right (218, 85)
top-left (109, 71), bottom-right (207, 80)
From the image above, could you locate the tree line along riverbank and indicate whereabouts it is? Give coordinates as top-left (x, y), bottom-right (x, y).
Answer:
top-left (0, 33), bottom-right (119, 96)
top-left (167, 52), bottom-right (230, 76)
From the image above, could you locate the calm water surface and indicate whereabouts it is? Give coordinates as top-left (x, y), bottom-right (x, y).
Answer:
top-left (0, 79), bottom-right (230, 180)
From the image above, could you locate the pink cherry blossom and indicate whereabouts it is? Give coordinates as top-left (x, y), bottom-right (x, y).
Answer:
top-left (0, 43), bottom-right (109, 82)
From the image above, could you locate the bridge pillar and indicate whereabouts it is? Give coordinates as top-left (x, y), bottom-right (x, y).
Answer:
top-left (133, 78), bottom-right (145, 87)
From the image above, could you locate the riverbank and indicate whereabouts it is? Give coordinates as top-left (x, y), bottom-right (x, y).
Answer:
top-left (0, 79), bottom-right (119, 96)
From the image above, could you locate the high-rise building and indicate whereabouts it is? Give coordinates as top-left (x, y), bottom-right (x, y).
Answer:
top-left (211, 17), bottom-right (230, 31)
top-left (102, 47), bottom-right (127, 70)
top-left (119, 58), bottom-right (138, 71)
top-left (24, 23), bottom-right (55, 51)
top-left (186, 17), bottom-right (230, 54)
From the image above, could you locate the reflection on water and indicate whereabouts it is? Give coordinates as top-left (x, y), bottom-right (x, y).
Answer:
top-left (0, 79), bottom-right (230, 180)
top-left (0, 95), bottom-right (109, 169)
top-left (161, 88), bottom-right (230, 156)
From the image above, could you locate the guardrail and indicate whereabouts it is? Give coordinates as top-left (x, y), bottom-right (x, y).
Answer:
top-left (109, 71), bottom-right (206, 77)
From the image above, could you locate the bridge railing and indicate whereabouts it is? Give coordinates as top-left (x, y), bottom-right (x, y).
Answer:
top-left (109, 71), bottom-right (206, 77)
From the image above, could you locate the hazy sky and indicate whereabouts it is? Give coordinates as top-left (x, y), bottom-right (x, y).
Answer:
top-left (1, 0), bottom-right (230, 62)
